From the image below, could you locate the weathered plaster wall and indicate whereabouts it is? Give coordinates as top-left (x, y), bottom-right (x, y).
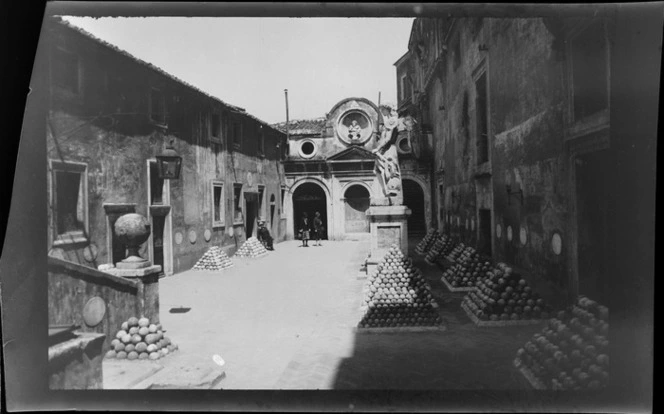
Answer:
top-left (47, 21), bottom-right (286, 275)
top-left (48, 258), bottom-right (140, 351)
top-left (488, 18), bottom-right (569, 294)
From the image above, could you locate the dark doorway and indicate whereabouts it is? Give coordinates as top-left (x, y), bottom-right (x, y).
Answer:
top-left (575, 150), bottom-right (610, 304)
top-left (402, 179), bottom-right (426, 235)
top-left (245, 193), bottom-right (259, 238)
top-left (292, 182), bottom-right (328, 239)
top-left (478, 209), bottom-right (492, 257)
top-left (344, 185), bottom-right (370, 233)
top-left (152, 215), bottom-right (165, 269)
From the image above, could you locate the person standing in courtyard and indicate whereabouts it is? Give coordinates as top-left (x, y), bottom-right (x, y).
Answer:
top-left (299, 212), bottom-right (311, 247)
top-left (313, 211), bottom-right (324, 246)
top-left (257, 219), bottom-right (274, 251)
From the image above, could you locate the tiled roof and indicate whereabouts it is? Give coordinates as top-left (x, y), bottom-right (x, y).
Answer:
top-left (272, 118), bottom-right (327, 136)
top-left (55, 17), bottom-right (283, 135)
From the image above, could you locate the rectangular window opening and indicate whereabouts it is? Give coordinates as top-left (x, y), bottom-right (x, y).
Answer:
top-left (149, 162), bottom-right (164, 205)
top-left (233, 184), bottom-right (243, 222)
top-left (212, 182), bottom-right (224, 226)
top-left (51, 161), bottom-right (88, 243)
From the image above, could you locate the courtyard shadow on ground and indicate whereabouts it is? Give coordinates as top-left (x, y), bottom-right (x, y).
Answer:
top-left (330, 236), bottom-right (544, 395)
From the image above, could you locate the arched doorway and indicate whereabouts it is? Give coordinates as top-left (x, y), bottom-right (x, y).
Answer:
top-left (344, 184), bottom-right (370, 233)
top-left (292, 182), bottom-right (328, 239)
top-left (402, 178), bottom-right (426, 235)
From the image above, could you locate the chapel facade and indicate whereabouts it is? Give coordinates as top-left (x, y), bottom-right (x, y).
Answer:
top-left (274, 97), bottom-right (434, 242)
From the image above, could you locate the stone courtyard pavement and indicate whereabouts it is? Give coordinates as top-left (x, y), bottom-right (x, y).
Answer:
top-left (108, 238), bottom-right (542, 390)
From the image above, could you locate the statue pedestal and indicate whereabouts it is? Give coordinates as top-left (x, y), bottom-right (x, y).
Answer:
top-left (103, 265), bottom-right (162, 322)
top-left (365, 205), bottom-right (411, 275)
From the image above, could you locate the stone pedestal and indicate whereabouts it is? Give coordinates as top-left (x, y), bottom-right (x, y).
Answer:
top-left (365, 205), bottom-right (411, 275)
top-left (103, 265), bottom-right (161, 323)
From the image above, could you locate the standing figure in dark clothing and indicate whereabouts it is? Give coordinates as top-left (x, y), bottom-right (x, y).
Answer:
top-left (299, 212), bottom-right (311, 247)
top-left (313, 211), bottom-right (323, 246)
top-left (257, 219), bottom-right (274, 250)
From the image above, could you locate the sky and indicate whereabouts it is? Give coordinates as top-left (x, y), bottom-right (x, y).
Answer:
top-left (62, 17), bottom-right (415, 124)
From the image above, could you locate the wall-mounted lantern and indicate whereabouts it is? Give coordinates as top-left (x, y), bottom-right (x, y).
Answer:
top-left (506, 183), bottom-right (524, 206)
top-left (156, 138), bottom-right (182, 180)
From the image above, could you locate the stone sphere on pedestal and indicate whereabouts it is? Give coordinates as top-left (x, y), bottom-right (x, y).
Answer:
top-left (114, 213), bottom-right (151, 269)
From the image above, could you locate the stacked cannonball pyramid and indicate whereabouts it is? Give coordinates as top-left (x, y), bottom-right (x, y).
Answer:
top-left (424, 234), bottom-right (455, 264)
top-left (445, 243), bottom-right (469, 263)
top-left (414, 230), bottom-right (439, 255)
top-left (105, 316), bottom-right (178, 361)
top-left (358, 245), bottom-right (442, 328)
top-left (192, 246), bottom-right (234, 271)
top-left (234, 237), bottom-right (268, 258)
top-left (514, 296), bottom-right (609, 390)
top-left (441, 247), bottom-right (494, 289)
top-left (462, 267), bottom-right (552, 321)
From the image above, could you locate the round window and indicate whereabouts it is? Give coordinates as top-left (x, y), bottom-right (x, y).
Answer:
top-left (507, 225), bottom-right (513, 241)
top-left (398, 137), bottom-right (411, 153)
top-left (299, 140), bottom-right (317, 158)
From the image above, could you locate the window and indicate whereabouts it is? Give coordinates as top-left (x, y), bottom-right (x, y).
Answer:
top-left (149, 161), bottom-right (165, 205)
top-left (233, 183), bottom-right (243, 223)
top-left (150, 88), bottom-right (166, 125)
top-left (400, 74), bottom-right (408, 103)
top-left (270, 194), bottom-right (276, 224)
top-left (211, 112), bottom-right (222, 144)
top-left (232, 120), bottom-right (242, 149)
top-left (258, 125), bottom-right (265, 155)
top-left (211, 181), bottom-right (225, 227)
top-left (475, 72), bottom-right (489, 165)
top-left (50, 161), bottom-right (88, 244)
top-left (52, 47), bottom-right (80, 93)
top-left (570, 20), bottom-right (609, 121)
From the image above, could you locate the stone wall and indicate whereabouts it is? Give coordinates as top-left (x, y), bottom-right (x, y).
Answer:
top-left (46, 19), bottom-right (286, 275)
top-left (48, 256), bottom-right (141, 351)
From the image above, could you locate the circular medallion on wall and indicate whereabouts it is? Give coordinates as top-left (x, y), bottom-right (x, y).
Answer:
top-left (83, 243), bottom-right (98, 263)
top-left (175, 232), bottom-right (183, 245)
top-left (298, 139), bottom-right (318, 159)
top-left (465, 218), bottom-right (469, 230)
top-left (520, 226), bottom-right (528, 246)
top-left (456, 216), bottom-right (461, 226)
top-left (204, 229), bottom-right (212, 242)
top-left (247, 172), bottom-right (254, 187)
top-left (552, 232), bottom-right (563, 255)
top-left (496, 223), bottom-right (502, 238)
top-left (83, 296), bottom-right (106, 327)
top-left (471, 219), bottom-right (475, 231)
top-left (336, 109), bottom-right (374, 146)
top-left (257, 163), bottom-right (263, 175)
top-left (188, 230), bottom-right (197, 244)
top-left (227, 227), bottom-right (234, 237)
top-left (507, 225), bottom-right (513, 241)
